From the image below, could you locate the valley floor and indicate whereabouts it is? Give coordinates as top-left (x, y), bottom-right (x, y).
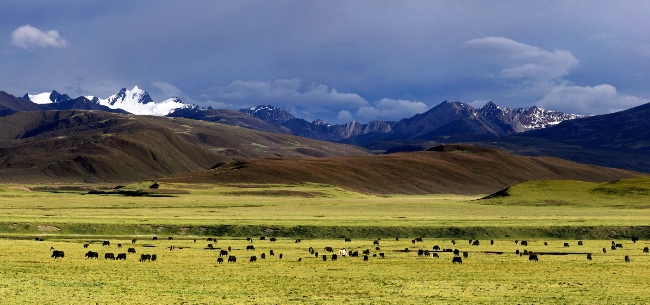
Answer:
top-left (0, 181), bottom-right (648, 303)
top-left (2, 237), bottom-right (649, 304)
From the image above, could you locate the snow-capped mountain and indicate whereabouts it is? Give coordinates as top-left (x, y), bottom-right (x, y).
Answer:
top-left (25, 86), bottom-right (193, 116)
top-left (478, 101), bottom-right (584, 133)
top-left (93, 86), bottom-right (192, 116)
top-left (239, 101), bottom-right (583, 143)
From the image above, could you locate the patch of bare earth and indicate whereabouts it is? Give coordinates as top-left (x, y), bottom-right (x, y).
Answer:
top-left (37, 225), bottom-right (61, 232)
top-left (222, 190), bottom-right (326, 197)
top-left (9, 186), bottom-right (31, 192)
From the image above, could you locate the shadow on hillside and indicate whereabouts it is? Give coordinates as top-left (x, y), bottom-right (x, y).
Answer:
top-left (85, 189), bottom-right (179, 197)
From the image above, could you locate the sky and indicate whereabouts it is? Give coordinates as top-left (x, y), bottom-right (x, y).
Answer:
top-left (2, 1), bottom-right (650, 123)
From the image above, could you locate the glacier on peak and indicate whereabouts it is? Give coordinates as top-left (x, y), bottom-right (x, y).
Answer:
top-left (25, 90), bottom-right (71, 104)
top-left (26, 92), bottom-right (53, 104)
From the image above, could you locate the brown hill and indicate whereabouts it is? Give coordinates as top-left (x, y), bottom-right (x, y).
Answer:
top-left (0, 110), bottom-right (370, 183)
top-left (168, 107), bottom-right (292, 135)
top-left (0, 91), bottom-right (43, 111)
top-left (162, 144), bottom-right (640, 195)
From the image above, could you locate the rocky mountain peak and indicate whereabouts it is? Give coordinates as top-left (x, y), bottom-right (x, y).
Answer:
top-left (107, 86), bottom-right (153, 106)
top-left (49, 90), bottom-right (71, 103)
top-left (240, 105), bottom-right (295, 124)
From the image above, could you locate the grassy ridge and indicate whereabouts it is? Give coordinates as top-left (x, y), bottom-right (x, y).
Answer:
top-left (0, 179), bottom-right (649, 239)
top-left (481, 176), bottom-right (650, 206)
top-left (2, 223), bottom-right (650, 240)
top-left (161, 146), bottom-right (641, 195)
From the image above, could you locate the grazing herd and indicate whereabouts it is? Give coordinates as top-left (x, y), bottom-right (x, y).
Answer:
top-left (215, 236), bottom-right (648, 265)
top-left (46, 235), bottom-right (647, 266)
top-left (139, 254), bottom-right (157, 262)
top-left (49, 237), bottom-right (164, 263)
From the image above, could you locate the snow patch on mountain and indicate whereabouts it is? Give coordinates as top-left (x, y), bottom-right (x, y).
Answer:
top-left (24, 90), bottom-right (71, 104)
top-left (27, 92), bottom-right (53, 104)
top-left (241, 105), bottom-right (295, 124)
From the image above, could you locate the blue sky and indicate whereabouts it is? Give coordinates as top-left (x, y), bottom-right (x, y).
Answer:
top-left (2, 1), bottom-right (650, 123)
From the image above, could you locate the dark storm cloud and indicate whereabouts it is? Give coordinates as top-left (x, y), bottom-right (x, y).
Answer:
top-left (2, 1), bottom-right (650, 123)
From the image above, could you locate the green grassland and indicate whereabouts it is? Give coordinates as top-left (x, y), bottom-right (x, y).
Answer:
top-left (0, 179), bottom-right (649, 239)
top-left (483, 177), bottom-right (650, 207)
top-left (2, 237), bottom-right (650, 304)
top-left (0, 178), bottom-right (648, 303)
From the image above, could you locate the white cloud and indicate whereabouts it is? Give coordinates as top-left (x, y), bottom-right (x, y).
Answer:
top-left (465, 36), bottom-right (578, 81)
top-left (336, 110), bottom-right (354, 123)
top-left (468, 99), bottom-right (490, 109)
top-left (465, 36), bottom-right (649, 115)
top-left (11, 25), bottom-right (68, 49)
top-left (536, 84), bottom-right (648, 115)
top-left (202, 100), bottom-right (241, 110)
top-left (211, 79), bottom-right (369, 108)
top-left (356, 98), bottom-right (429, 121)
top-left (152, 81), bottom-right (183, 97)
top-left (151, 81), bottom-right (200, 104)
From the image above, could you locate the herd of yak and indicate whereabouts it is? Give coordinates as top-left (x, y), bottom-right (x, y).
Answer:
top-left (49, 238), bottom-right (158, 262)
top-left (47, 235), bottom-right (649, 264)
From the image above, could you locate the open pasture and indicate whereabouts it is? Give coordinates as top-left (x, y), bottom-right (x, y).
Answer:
top-left (0, 181), bottom-right (649, 231)
top-left (0, 180), bottom-right (648, 303)
top-left (1, 236), bottom-right (650, 304)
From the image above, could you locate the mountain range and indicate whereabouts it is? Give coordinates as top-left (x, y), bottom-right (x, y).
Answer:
top-left (1, 84), bottom-right (648, 184)
top-left (23, 86), bottom-right (192, 116)
top-left (11, 86), bottom-right (584, 145)
top-left (237, 100), bottom-right (650, 173)
top-left (240, 101), bottom-right (583, 144)
top-left (240, 105), bottom-right (396, 141)
top-left (478, 101), bottom-right (650, 173)
top-left (0, 110), bottom-right (370, 183)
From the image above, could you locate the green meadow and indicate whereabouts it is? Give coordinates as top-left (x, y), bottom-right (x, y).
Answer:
top-left (0, 178), bottom-right (648, 304)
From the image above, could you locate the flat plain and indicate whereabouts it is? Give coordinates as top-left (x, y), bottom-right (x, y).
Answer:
top-left (0, 179), bottom-right (648, 304)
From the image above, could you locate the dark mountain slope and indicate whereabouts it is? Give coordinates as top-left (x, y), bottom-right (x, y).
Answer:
top-left (239, 105), bottom-right (395, 141)
top-left (240, 105), bottom-right (296, 124)
top-left (49, 96), bottom-right (129, 113)
top-left (475, 102), bottom-right (650, 173)
top-left (0, 110), bottom-right (371, 183)
top-left (518, 102), bottom-right (650, 151)
top-left (168, 107), bottom-right (292, 134)
top-left (341, 102), bottom-right (507, 148)
top-left (162, 144), bottom-right (639, 195)
top-left (392, 101), bottom-right (508, 139)
top-left (1, 91), bottom-right (126, 114)
top-left (0, 91), bottom-right (44, 111)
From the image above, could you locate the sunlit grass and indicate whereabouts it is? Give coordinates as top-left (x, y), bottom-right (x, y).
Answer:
top-left (0, 179), bottom-right (648, 303)
top-left (0, 237), bottom-right (648, 304)
top-left (0, 181), bottom-right (649, 230)
top-left (484, 177), bottom-right (650, 207)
